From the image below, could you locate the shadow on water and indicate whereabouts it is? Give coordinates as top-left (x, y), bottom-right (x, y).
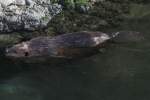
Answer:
top-left (1, 4), bottom-right (150, 100)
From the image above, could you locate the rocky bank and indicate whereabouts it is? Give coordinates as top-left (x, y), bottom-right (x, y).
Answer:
top-left (0, 0), bottom-right (62, 32)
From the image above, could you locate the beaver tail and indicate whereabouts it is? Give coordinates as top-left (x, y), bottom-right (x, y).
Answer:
top-left (111, 32), bottom-right (120, 38)
top-left (109, 31), bottom-right (144, 43)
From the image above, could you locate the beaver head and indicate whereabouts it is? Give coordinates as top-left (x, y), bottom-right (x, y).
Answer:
top-left (6, 42), bottom-right (31, 58)
top-left (5, 37), bottom-right (51, 58)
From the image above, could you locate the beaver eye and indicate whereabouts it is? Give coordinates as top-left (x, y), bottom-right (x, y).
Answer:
top-left (24, 52), bottom-right (29, 57)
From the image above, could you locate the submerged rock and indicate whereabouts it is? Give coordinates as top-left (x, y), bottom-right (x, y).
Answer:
top-left (0, 0), bottom-right (62, 32)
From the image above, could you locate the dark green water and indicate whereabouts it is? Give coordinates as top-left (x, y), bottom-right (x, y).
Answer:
top-left (1, 4), bottom-right (150, 100)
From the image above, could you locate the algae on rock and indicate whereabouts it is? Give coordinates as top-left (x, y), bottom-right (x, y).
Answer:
top-left (47, 0), bottom-right (131, 34)
top-left (0, 34), bottom-right (23, 47)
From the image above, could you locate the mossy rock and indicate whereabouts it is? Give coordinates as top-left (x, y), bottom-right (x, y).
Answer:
top-left (0, 33), bottom-right (23, 47)
top-left (47, 0), bottom-right (130, 34)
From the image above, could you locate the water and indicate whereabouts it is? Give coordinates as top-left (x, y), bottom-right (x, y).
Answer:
top-left (1, 4), bottom-right (150, 100)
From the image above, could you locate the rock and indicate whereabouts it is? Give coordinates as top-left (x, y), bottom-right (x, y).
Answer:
top-left (48, 0), bottom-right (130, 34)
top-left (0, 0), bottom-right (62, 32)
top-left (0, 33), bottom-right (23, 47)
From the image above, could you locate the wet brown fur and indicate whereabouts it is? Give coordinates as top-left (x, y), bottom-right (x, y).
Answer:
top-left (6, 31), bottom-right (110, 58)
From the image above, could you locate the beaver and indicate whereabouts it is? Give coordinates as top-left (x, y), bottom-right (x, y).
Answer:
top-left (5, 31), bottom-right (143, 59)
top-left (5, 31), bottom-right (114, 59)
